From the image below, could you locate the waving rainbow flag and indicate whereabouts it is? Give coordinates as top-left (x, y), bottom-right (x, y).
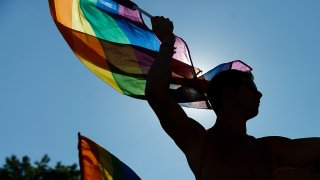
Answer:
top-left (78, 133), bottom-right (141, 179)
top-left (48, 0), bottom-right (252, 109)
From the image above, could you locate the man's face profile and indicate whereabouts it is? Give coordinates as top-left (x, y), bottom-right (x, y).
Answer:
top-left (231, 78), bottom-right (262, 120)
top-left (208, 70), bottom-right (262, 120)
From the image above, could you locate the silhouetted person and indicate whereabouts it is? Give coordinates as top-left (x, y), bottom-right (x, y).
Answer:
top-left (145, 16), bottom-right (320, 180)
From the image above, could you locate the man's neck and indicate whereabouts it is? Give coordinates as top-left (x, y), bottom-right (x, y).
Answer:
top-left (214, 110), bottom-right (248, 136)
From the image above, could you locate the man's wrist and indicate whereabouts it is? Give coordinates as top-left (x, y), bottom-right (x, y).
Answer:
top-left (160, 43), bottom-right (175, 55)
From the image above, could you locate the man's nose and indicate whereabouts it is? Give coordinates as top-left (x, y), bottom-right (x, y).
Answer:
top-left (256, 90), bottom-right (263, 99)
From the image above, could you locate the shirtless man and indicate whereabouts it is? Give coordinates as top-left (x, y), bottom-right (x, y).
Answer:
top-left (145, 16), bottom-right (320, 180)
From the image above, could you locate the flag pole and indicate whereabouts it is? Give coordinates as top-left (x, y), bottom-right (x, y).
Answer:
top-left (78, 132), bottom-right (85, 180)
top-left (113, 0), bottom-right (153, 18)
top-left (133, 6), bottom-right (153, 18)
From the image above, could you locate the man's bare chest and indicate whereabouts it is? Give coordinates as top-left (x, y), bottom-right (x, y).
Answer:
top-left (200, 136), bottom-right (272, 180)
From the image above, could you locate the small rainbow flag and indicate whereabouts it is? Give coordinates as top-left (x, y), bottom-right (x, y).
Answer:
top-left (78, 133), bottom-right (141, 180)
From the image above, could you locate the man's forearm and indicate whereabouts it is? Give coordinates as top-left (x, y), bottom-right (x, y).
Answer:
top-left (146, 16), bottom-right (175, 98)
top-left (145, 45), bottom-right (174, 96)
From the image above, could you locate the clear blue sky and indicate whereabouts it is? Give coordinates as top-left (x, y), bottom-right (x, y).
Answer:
top-left (1, 0), bottom-right (320, 179)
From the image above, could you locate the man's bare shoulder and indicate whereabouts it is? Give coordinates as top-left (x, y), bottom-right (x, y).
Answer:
top-left (258, 136), bottom-right (291, 145)
top-left (257, 136), bottom-right (292, 163)
top-left (256, 136), bottom-right (290, 161)
top-left (258, 136), bottom-right (320, 179)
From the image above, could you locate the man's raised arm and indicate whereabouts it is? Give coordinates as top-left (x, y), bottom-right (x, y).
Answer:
top-left (145, 16), bottom-right (205, 161)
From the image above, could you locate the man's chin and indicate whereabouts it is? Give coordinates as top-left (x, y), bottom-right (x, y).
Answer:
top-left (248, 110), bottom-right (259, 120)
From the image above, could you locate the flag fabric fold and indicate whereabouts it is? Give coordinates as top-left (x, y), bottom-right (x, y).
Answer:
top-left (78, 133), bottom-right (141, 180)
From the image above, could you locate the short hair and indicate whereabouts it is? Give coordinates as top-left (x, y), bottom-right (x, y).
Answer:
top-left (207, 70), bottom-right (254, 113)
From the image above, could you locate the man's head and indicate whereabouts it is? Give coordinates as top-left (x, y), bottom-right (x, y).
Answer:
top-left (207, 70), bottom-right (262, 119)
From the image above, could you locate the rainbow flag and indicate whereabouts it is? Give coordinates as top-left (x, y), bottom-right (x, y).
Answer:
top-left (48, 0), bottom-right (252, 109)
top-left (78, 133), bottom-right (141, 180)
top-left (48, 0), bottom-right (213, 109)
